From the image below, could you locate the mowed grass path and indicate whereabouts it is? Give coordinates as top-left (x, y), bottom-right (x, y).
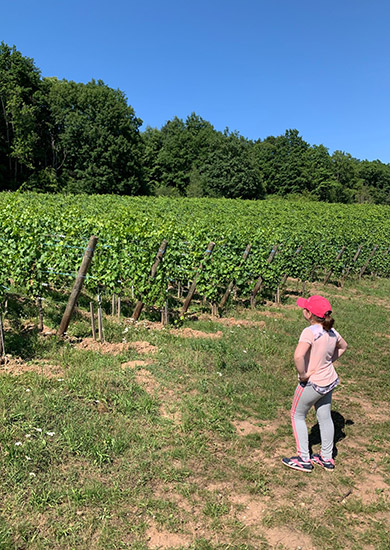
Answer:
top-left (0, 278), bottom-right (389, 550)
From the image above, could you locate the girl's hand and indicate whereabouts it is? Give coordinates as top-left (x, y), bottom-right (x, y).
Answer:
top-left (298, 374), bottom-right (310, 383)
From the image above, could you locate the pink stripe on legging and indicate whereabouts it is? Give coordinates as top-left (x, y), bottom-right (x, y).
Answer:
top-left (290, 384), bottom-right (305, 456)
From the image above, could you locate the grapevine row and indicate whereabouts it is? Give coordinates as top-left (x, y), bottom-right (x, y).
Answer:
top-left (1, 193), bottom-right (389, 310)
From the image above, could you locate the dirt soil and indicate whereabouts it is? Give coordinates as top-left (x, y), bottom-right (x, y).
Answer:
top-left (232, 418), bottom-right (264, 436)
top-left (76, 338), bottom-right (158, 355)
top-left (169, 328), bottom-right (223, 339)
top-left (141, 386), bottom-right (390, 550)
top-left (146, 524), bottom-right (192, 549)
top-left (214, 317), bottom-right (267, 327)
top-left (0, 357), bottom-right (64, 378)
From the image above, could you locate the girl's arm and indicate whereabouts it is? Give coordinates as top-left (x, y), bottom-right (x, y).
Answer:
top-left (332, 337), bottom-right (348, 363)
top-left (294, 341), bottom-right (311, 382)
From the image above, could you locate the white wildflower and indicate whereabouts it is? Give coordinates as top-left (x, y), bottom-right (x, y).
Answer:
top-left (25, 455), bottom-right (32, 461)
top-left (243, 350), bottom-right (247, 353)
top-left (25, 434), bottom-right (32, 439)
top-left (26, 389), bottom-right (31, 393)
top-left (217, 372), bottom-right (223, 377)
top-left (15, 441), bottom-right (22, 446)
top-left (33, 428), bottom-right (42, 433)
top-left (29, 472), bottom-right (36, 478)
top-left (57, 378), bottom-right (64, 382)
top-left (46, 431), bottom-right (55, 437)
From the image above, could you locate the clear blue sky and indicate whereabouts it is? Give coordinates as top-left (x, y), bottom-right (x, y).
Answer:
top-left (2, 0), bottom-right (390, 163)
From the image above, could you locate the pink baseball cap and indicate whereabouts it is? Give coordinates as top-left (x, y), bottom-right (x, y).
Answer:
top-left (296, 295), bottom-right (332, 318)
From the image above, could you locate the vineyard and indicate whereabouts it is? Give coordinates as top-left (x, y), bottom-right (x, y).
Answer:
top-left (1, 192), bottom-right (390, 549)
top-left (0, 192), bottom-right (390, 324)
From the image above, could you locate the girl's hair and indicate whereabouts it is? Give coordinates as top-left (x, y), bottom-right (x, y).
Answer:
top-left (312, 310), bottom-right (334, 331)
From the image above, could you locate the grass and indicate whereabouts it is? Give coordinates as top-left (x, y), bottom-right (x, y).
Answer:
top-left (0, 277), bottom-right (389, 549)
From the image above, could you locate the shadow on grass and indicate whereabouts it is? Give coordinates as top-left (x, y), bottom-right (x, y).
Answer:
top-left (4, 327), bottom-right (60, 361)
top-left (309, 411), bottom-right (354, 459)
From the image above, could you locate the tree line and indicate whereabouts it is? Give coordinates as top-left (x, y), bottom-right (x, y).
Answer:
top-left (1, 42), bottom-right (389, 204)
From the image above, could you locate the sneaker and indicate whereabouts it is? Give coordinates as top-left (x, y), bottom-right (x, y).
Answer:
top-left (311, 454), bottom-right (335, 470)
top-left (282, 456), bottom-right (313, 472)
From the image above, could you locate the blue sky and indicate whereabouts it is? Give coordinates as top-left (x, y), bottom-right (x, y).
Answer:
top-left (2, 0), bottom-right (390, 163)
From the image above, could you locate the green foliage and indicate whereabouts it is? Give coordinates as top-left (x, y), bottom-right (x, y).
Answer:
top-left (198, 131), bottom-right (265, 199)
top-left (143, 113), bottom-right (218, 195)
top-left (0, 42), bottom-right (42, 189)
top-left (0, 43), bottom-right (145, 195)
top-left (0, 193), bottom-right (389, 311)
top-left (1, 42), bottom-right (390, 203)
top-left (43, 77), bottom-right (145, 195)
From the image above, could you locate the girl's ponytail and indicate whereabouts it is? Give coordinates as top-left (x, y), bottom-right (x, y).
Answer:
top-left (312, 310), bottom-right (334, 331)
top-left (322, 311), bottom-right (334, 331)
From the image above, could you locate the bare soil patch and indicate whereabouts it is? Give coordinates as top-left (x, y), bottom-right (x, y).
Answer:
top-left (0, 357), bottom-right (63, 378)
top-left (215, 317), bottom-right (267, 327)
top-left (77, 338), bottom-right (131, 354)
top-left (134, 369), bottom-right (160, 393)
top-left (230, 493), bottom-right (267, 526)
top-left (169, 328), bottom-right (223, 339)
top-left (77, 338), bottom-right (158, 355)
top-left (265, 526), bottom-right (314, 550)
top-left (146, 523), bottom-right (192, 549)
top-left (356, 472), bottom-right (390, 505)
top-left (342, 394), bottom-right (390, 423)
top-left (233, 418), bottom-right (264, 436)
top-left (130, 340), bottom-right (159, 354)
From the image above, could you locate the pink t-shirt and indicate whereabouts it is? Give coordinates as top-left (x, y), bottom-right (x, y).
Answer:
top-left (298, 324), bottom-right (341, 386)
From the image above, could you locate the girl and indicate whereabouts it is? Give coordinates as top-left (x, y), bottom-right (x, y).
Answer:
top-left (282, 295), bottom-right (348, 472)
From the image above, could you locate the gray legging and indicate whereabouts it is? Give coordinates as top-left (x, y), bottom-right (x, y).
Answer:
top-left (290, 383), bottom-right (334, 461)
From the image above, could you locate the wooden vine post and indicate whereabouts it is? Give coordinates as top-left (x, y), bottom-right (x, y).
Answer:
top-left (359, 245), bottom-right (378, 279)
top-left (340, 245), bottom-right (362, 286)
top-left (219, 244), bottom-right (252, 311)
top-left (0, 313), bottom-right (5, 362)
top-left (97, 293), bottom-right (104, 342)
top-left (324, 246), bottom-right (345, 285)
top-left (90, 302), bottom-right (96, 341)
top-left (132, 239), bottom-right (168, 321)
top-left (161, 288), bottom-right (169, 326)
top-left (250, 245), bottom-right (278, 308)
top-left (37, 297), bottom-right (44, 332)
top-left (57, 235), bottom-right (98, 337)
top-left (181, 242), bottom-right (215, 315)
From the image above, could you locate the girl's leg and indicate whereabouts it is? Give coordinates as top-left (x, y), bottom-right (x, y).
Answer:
top-left (291, 384), bottom-right (322, 461)
top-left (314, 391), bottom-right (334, 460)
